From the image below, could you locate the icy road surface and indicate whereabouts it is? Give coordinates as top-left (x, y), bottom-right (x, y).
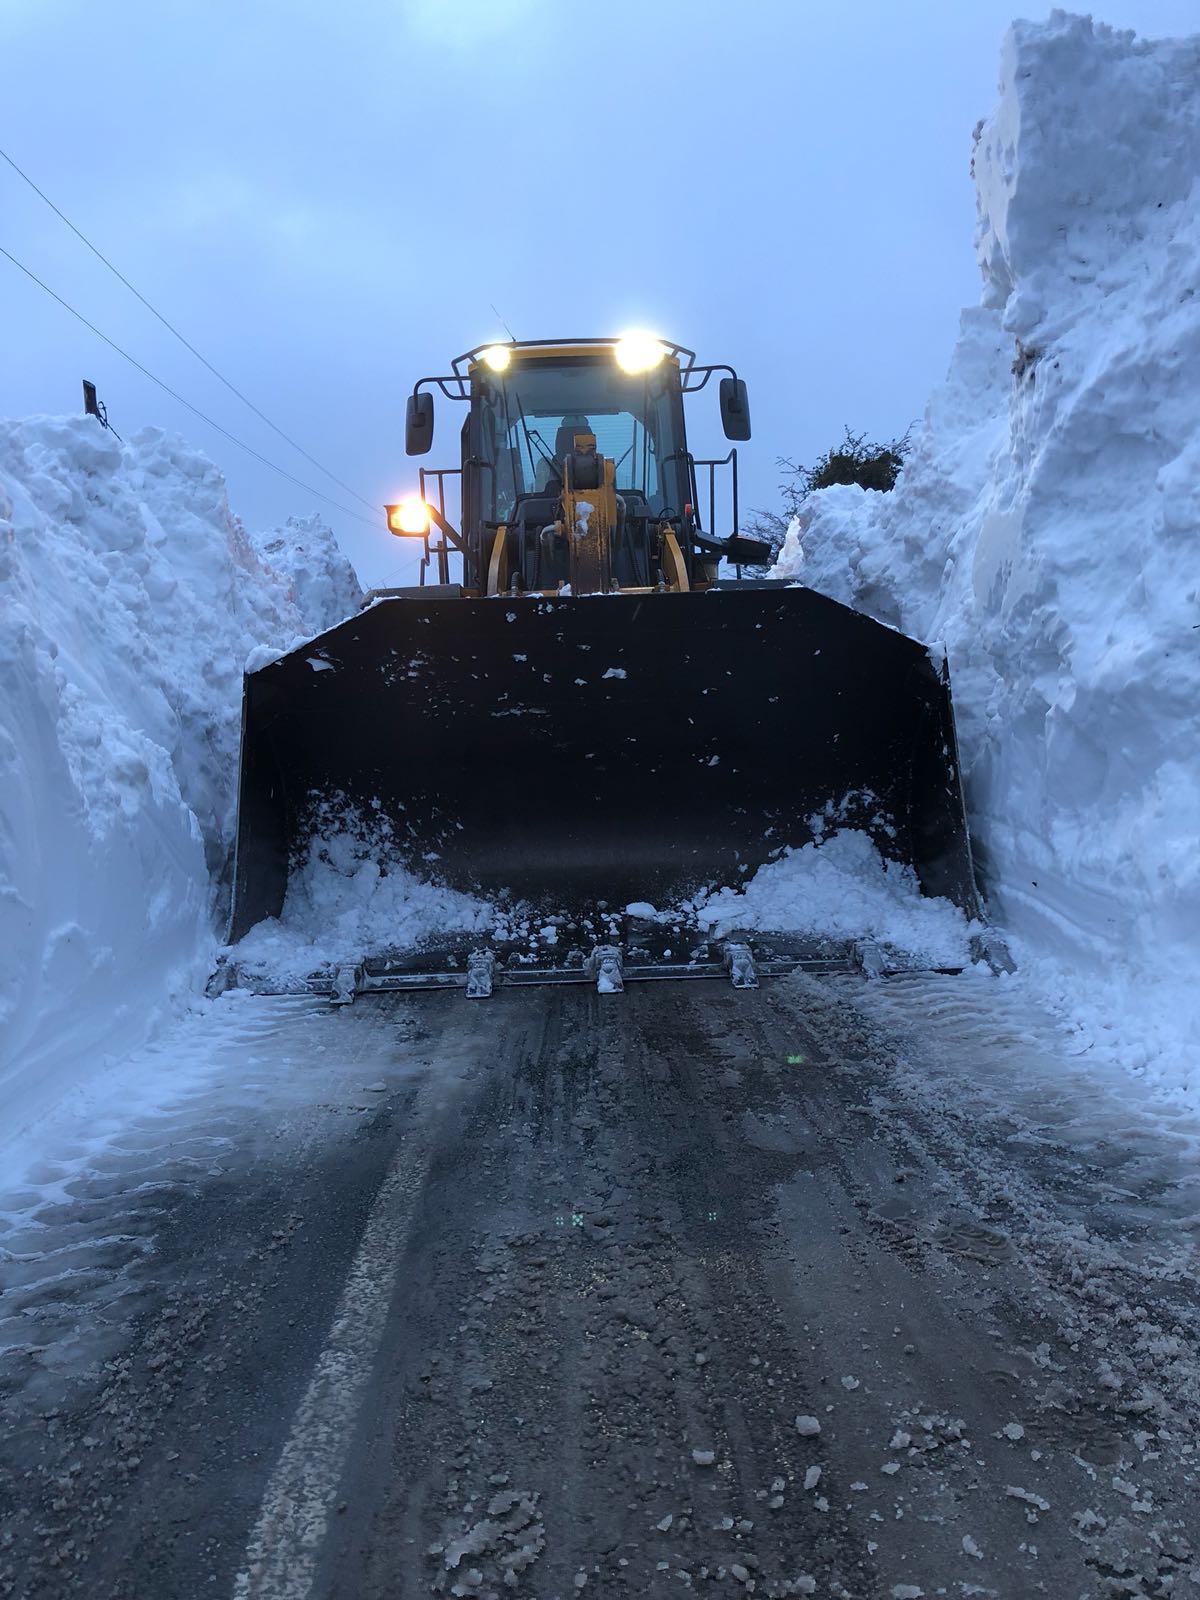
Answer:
top-left (2, 975), bottom-right (1199, 1599)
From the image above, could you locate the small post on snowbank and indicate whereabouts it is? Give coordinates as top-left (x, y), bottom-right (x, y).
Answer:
top-left (82, 379), bottom-right (121, 439)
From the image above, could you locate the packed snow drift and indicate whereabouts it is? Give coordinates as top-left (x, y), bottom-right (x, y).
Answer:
top-left (0, 418), bottom-right (360, 1148)
top-left (775, 13), bottom-right (1200, 1096)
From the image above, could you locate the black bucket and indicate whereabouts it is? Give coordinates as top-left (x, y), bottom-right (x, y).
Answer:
top-left (228, 583), bottom-right (979, 943)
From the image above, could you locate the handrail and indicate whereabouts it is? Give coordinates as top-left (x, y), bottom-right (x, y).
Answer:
top-left (691, 449), bottom-right (739, 546)
top-left (418, 466), bottom-right (465, 585)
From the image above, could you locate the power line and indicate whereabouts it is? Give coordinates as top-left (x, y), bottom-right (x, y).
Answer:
top-left (0, 242), bottom-right (380, 531)
top-left (0, 144), bottom-right (379, 515)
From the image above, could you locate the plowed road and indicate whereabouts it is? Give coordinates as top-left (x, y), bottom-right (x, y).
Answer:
top-left (3, 975), bottom-right (1199, 1598)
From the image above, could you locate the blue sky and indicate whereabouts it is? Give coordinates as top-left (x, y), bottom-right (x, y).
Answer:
top-left (3, 0), bottom-right (1196, 584)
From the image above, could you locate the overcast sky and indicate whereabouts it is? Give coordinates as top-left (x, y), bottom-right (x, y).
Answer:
top-left (4, 0), bottom-right (1196, 586)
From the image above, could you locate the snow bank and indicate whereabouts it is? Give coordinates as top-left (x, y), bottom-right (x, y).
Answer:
top-left (0, 417), bottom-right (361, 1148)
top-left (775, 14), bottom-right (1200, 1095)
top-left (249, 513), bottom-right (363, 639)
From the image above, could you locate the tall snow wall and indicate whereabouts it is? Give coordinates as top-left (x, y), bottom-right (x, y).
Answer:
top-left (0, 418), bottom-right (361, 1142)
top-left (776, 13), bottom-right (1200, 1092)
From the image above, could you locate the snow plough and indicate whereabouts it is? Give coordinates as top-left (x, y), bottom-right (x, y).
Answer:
top-left (226, 334), bottom-right (979, 995)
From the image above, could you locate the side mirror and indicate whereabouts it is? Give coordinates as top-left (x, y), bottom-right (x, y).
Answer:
top-left (719, 376), bottom-right (751, 442)
top-left (406, 391), bottom-right (434, 456)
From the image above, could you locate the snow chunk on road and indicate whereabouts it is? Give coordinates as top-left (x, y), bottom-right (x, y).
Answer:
top-left (1006, 1486), bottom-right (1050, 1511)
top-left (795, 1415), bottom-right (821, 1437)
top-left (690, 831), bottom-right (973, 967)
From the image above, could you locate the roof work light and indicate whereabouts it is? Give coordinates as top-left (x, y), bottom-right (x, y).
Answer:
top-left (614, 331), bottom-right (667, 373)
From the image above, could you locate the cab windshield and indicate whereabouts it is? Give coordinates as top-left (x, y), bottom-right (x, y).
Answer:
top-left (473, 357), bottom-right (687, 522)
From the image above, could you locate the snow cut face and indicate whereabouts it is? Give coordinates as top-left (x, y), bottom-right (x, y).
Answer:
top-left (771, 14), bottom-right (1200, 1096)
top-left (0, 418), bottom-right (361, 1154)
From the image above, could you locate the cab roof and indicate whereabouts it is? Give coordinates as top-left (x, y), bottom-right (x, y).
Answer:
top-left (454, 336), bottom-right (694, 379)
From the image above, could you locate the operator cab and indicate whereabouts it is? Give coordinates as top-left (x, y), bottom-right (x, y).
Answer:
top-left (393, 336), bottom-right (766, 594)
top-left (474, 352), bottom-right (688, 589)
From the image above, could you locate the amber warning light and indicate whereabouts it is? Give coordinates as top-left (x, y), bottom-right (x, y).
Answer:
top-left (386, 498), bottom-right (431, 536)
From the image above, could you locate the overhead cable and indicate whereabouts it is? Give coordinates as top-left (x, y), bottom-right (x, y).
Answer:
top-left (0, 144), bottom-right (379, 515)
top-left (0, 242), bottom-right (379, 530)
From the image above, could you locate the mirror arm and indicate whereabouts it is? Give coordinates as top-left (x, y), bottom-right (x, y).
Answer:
top-left (414, 374), bottom-right (472, 403)
top-left (680, 363), bottom-right (738, 395)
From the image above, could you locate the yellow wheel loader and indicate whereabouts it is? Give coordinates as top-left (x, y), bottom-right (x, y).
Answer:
top-left (226, 335), bottom-right (978, 992)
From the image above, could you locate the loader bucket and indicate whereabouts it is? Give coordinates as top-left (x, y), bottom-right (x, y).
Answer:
top-left (228, 584), bottom-right (979, 944)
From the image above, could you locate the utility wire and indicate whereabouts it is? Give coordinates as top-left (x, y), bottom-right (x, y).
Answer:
top-left (0, 242), bottom-right (379, 530)
top-left (0, 144), bottom-right (379, 515)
